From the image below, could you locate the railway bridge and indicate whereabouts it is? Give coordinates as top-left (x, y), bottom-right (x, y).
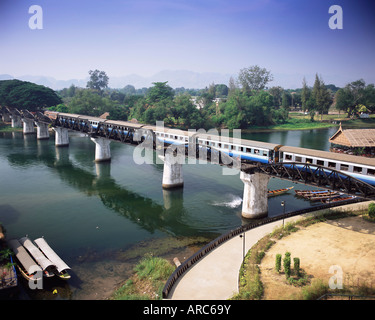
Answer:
top-left (1, 107), bottom-right (375, 219)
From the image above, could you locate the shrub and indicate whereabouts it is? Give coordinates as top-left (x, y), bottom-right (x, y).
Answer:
top-left (368, 203), bottom-right (375, 218)
top-left (275, 254), bottom-right (282, 273)
top-left (283, 252), bottom-right (291, 278)
top-left (293, 257), bottom-right (300, 276)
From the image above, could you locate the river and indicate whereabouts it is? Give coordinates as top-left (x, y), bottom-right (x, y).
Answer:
top-left (0, 126), bottom-right (338, 299)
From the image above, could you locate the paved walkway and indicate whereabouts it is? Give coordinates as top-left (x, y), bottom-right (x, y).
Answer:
top-left (167, 201), bottom-right (374, 300)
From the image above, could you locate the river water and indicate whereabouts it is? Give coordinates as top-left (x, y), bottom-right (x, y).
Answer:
top-left (0, 127), bottom-right (338, 299)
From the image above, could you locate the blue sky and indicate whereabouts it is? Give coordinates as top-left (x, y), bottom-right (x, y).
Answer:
top-left (0, 0), bottom-right (374, 88)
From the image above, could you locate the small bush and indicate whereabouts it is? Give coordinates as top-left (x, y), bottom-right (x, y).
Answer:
top-left (283, 252), bottom-right (291, 279)
top-left (275, 254), bottom-right (282, 273)
top-left (293, 257), bottom-right (300, 276)
top-left (301, 279), bottom-right (329, 300)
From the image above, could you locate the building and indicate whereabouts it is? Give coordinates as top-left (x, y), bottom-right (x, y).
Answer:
top-left (329, 123), bottom-right (375, 157)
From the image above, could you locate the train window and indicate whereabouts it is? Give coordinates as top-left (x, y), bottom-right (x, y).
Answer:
top-left (206, 141), bottom-right (209, 145)
top-left (230, 145), bottom-right (234, 150)
top-left (180, 136), bottom-right (183, 140)
top-left (353, 166), bottom-right (362, 173)
top-left (295, 156), bottom-right (302, 162)
top-left (285, 154), bottom-right (292, 160)
top-left (328, 162), bottom-right (336, 168)
top-left (211, 142), bottom-right (216, 147)
top-left (174, 136), bottom-right (178, 140)
top-left (161, 133), bottom-right (164, 137)
top-left (254, 149), bottom-right (259, 154)
top-left (239, 147), bottom-right (243, 152)
top-left (224, 144), bottom-right (228, 149)
top-left (218, 143), bottom-right (222, 148)
top-left (246, 148), bottom-right (251, 153)
top-left (317, 160), bottom-right (324, 166)
top-left (340, 164), bottom-right (349, 171)
top-left (368, 169), bottom-right (375, 176)
top-left (262, 151), bottom-right (267, 156)
top-left (306, 158), bottom-right (313, 164)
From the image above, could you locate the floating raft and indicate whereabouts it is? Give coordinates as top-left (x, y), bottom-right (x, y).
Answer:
top-left (34, 237), bottom-right (71, 279)
top-left (8, 239), bottom-right (42, 282)
top-left (19, 237), bottom-right (55, 278)
top-left (268, 186), bottom-right (294, 197)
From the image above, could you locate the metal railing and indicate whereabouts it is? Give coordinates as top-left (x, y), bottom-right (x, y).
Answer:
top-left (162, 197), bottom-right (366, 299)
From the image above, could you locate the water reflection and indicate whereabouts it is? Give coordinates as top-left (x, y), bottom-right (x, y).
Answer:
top-left (5, 137), bottom-right (206, 237)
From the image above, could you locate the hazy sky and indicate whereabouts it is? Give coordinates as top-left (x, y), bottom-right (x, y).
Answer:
top-left (1, 0), bottom-right (374, 88)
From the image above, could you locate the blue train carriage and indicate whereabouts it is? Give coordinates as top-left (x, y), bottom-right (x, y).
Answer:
top-left (154, 127), bottom-right (192, 146)
top-left (279, 145), bottom-right (375, 186)
top-left (105, 119), bottom-right (147, 143)
top-left (192, 132), bottom-right (281, 164)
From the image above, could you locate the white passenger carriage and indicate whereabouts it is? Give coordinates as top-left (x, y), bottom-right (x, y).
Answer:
top-left (279, 146), bottom-right (375, 186)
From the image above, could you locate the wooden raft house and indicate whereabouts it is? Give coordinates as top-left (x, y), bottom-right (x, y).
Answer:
top-left (329, 124), bottom-right (375, 158)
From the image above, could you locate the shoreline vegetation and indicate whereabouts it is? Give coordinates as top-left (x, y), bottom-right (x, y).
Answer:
top-left (1, 114), bottom-right (374, 134)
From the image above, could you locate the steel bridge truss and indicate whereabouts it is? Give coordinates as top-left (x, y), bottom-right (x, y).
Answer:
top-left (242, 162), bottom-right (375, 198)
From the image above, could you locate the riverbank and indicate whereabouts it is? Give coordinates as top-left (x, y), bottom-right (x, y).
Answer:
top-left (246, 115), bottom-right (375, 132)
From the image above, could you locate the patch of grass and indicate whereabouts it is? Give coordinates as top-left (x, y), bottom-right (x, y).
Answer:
top-left (231, 236), bottom-right (275, 300)
top-left (0, 123), bottom-right (22, 132)
top-left (111, 254), bottom-right (175, 300)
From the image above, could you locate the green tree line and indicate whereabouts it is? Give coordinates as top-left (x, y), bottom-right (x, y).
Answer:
top-left (1, 67), bottom-right (375, 130)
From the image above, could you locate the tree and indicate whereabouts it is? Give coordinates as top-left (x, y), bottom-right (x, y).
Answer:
top-left (147, 82), bottom-right (174, 104)
top-left (237, 65), bottom-right (273, 93)
top-left (268, 86), bottom-right (283, 108)
top-left (0, 79), bottom-right (62, 111)
top-left (86, 69), bottom-right (109, 94)
top-left (312, 74), bottom-right (332, 120)
top-left (228, 76), bottom-right (237, 96)
top-left (334, 79), bottom-right (373, 117)
top-left (301, 77), bottom-right (311, 112)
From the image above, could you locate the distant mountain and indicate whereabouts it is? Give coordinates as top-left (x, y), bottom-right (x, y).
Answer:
top-left (0, 70), bottom-right (235, 90)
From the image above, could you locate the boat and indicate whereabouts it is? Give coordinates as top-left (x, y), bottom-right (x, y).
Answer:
top-left (321, 196), bottom-right (356, 204)
top-left (305, 193), bottom-right (342, 202)
top-left (34, 237), bottom-right (71, 280)
top-left (295, 189), bottom-right (333, 197)
top-left (19, 236), bottom-right (55, 278)
top-left (8, 239), bottom-right (43, 282)
top-left (268, 186), bottom-right (294, 197)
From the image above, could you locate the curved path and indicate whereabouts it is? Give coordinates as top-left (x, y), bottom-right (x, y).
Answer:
top-left (167, 201), bottom-right (373, 300)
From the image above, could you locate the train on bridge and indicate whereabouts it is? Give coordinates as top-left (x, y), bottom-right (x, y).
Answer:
top-left (45, 111), bottom-right (375, 187)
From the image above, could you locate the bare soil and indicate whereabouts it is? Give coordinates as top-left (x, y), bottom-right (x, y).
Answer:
top-left (260, 216), bottom-right (375, 299)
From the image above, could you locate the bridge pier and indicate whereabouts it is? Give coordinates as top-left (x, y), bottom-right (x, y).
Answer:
top-left (22, 118), bottom-right (35, 135)
top-left (90, 137), bottom-right (111, 162)
top-left (11, 115), bottom-right (22, 128)
top-left (53, 127), bottom-right (69, 147)
top-left (160, 153), bottom-right (184, 189)
top-left (240, 171), bottom-right (270, 219)
top-left (2, 112), bottom-right (11, 122)
top-left (35, 122), bottom-right (50, 140)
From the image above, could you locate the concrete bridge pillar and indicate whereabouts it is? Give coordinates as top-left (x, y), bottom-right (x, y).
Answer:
top-left (35, 122), bottom-right (50, 140)
top-left (11, 115), bottom-right (22, 128)
top-left (90, 137), bottom-right (111, 162)
top-left (53, 127), bottom-right (69, 147)
top-left (240, 171), bottom-right (270, 219)
top-left (160, 153), bottom-right (184, 189)
top-left (2, 113), bottom-right (11, 122)
top-left (22, 118), bottom-right (35, 134)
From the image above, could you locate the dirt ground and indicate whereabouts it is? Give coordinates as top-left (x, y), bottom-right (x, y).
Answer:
top-left (260, 216), bottom-right (375, 299)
